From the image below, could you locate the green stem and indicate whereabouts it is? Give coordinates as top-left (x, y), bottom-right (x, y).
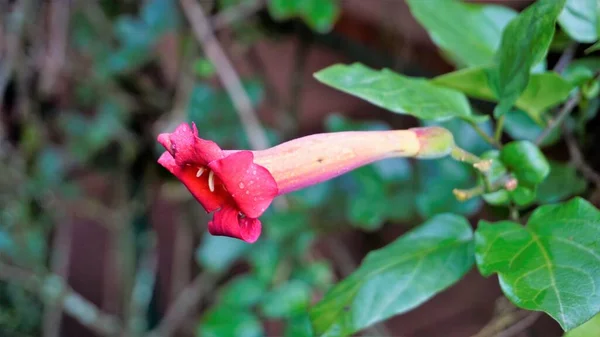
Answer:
top-left (494, 115), bottom-right (505, 143)
top-left (466, 119), bottom-right (501, 149)
top-left (450, 146), bottom-right (492, 173)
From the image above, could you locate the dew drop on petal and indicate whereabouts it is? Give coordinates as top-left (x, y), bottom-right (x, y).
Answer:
top-left (245, 190), bottom-right (250, 195)
top-left (239, 182), bottom-right (245, 189)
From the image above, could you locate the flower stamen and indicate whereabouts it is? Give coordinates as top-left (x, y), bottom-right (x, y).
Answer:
top-left (196, 167), bottom-right (205, 177)
top-left (208, 170), bottom-right (215, 192)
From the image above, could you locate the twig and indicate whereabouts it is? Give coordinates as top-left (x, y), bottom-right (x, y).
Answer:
top-left (42, 221), bottom-right (73, 337)
top-left (497, 311), bottom-right (542, 337)
top-left (145, 273), bottom-right (217, 337)
top-left (0, 261), bottom-right (123, 337)
top-left (0, 0), bottom-right (30, 114)
top-left (563, 123), bottom-right (600, 189)
top-left (471, 307), bottom-right (533, 337)
top-left (553, 43), bottom-right (577, 74)
top-left (535, 93), bottom-right (580, 145)
top-left (38, 0), bottom-right (70, 96)
top-left (211, 0), bottom-right (265, 31)
top-left (286, 30), bottom-right (312, 135)
top-left (180, 0), bottom-right (270, 150)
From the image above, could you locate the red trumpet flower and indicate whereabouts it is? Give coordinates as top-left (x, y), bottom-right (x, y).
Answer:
top-left (158, 122), bottom-right (454, 243)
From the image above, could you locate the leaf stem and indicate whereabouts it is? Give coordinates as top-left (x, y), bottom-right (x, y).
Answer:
top-left (494, 115), bottom-right (505, 143)
top-left (450, 146), bottom-right (492, 173)
top-left (465, 119), bottom-right (501, 149)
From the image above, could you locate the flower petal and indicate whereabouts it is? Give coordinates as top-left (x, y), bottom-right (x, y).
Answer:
top-left (158, 151), bottom-right (228, 212)
top-left (208, 205), bottom-right (262, 243)
top-left (157, 122), bottom-right (224, 166)
top-left (209, 151), bottom-right (278, 218)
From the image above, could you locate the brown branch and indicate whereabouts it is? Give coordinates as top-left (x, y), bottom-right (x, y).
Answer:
top-left (497, 311), bottom-right (542, 337)
top-left (286, 32), bottom-right (312, 135)
top-left (563, 123), bottom-right (600, 189)
top-left (42, 221), bottom-right (73, 337)
top-left (180, 0), bottom-right (270, 150)
top-left (0, 0), bottom-right (31, 114)
top-left (553, 43), bottom-right (577, 75)
top-left (535, 93), bottom-right (580, 146)
top-left (0, 261), bottom-right (123, 337)
top-left (38, 0), bottom-right (70, 96)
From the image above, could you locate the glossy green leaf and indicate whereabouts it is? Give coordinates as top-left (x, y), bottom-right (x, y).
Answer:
top-left (260, 281), bottom-right (312, 318)
top-left (406, 0), bottom-right (516, 67)
top-left (310, 214), bottom-right (474, 337)
top-left (500, 141), bottom-right (550, 187)
top-left (315, 63), bottom-right (476, 122)
top-left (558, 0), bottom-right (599, 43)
top-left (433, 67), bottom-right (574, 123)
top-left (198, 306), bottom-right (263, 337)
top-left (565, 313), bottom-right (600, 337)
top-left (268, 0), bottom-right (339, 33)
top-left (475, 197), bottom-right (600, 331)
top-left (487, 0), bottom-right (565, 117)
top-left (537, 161), bottom-right (587, 203)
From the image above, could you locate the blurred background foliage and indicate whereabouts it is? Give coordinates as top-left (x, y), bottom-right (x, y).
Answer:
top-left (0, 0), bottom-right (597, 337)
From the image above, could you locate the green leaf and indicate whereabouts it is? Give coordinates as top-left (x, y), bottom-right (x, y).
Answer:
top-left (260, 280), bottom-right (312, 318)
top-left (141, 0), bottom-right (180, 36)
top-left (192, 58), bottom-right (216, 78)
top-left (219, 275), bottom-right (267, 308)
top-left (268, 0), bottom-right (339, 33)
top-left (558, 0), bottom-right (599, 43)
top-left (292, 261), bottom-right (333, 290)
top-left (537, 161), bottom-right (587, 203)
top-left (346, 167), bottom-right (388, 231)
top-left (198, 306), bottom-right (263, 337)
top-left (433, 67), bottom-right (574, 123)
top-left (310, 214), bottom-right (474, 337)
top-left (406, 0), bottom-right (516, 67)
top-left (474, 197), bottom-right (600, 331)
top-left (196, 234), bottom-right (250, 273)
top-left (487, 0), bottom-right (566, 117)
top-left (565, 313), bottom-right (600, 337)
top-left (500, 140), bottom-right (550, 187)
top-left (249, 240), bottom-right (281, 284)
top-left (314, 63), bottom-right (476, 122)
top-left (286, 314), bottom-right (315, 337)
